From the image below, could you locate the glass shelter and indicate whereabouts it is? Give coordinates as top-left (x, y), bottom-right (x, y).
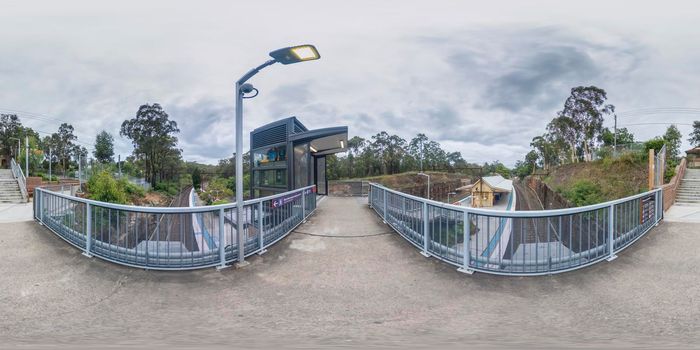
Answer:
top-left (250, 117), bottom-right (347, 198)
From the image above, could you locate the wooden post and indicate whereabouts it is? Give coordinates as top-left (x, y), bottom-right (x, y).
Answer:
top-left (648, 149), bottom-right (655, 190)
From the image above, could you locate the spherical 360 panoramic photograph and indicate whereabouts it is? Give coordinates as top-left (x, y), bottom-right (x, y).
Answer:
top-left (2, 1), bottom-right (700, 349)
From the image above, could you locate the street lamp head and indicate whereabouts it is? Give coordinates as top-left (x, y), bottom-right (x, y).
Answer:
top-left (269, 44), bottom-right (320, 65)
top-left (240, 83), bottom-right (255, 93)
top-left (239, 83), bottom-right (259, 99)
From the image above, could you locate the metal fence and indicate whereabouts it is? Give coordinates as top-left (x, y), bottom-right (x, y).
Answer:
top-left (34, 185), bottom-right (317, 270)
top-left (654, 145), bottom-right (667, 188)
top-left (369, 182), bottom-right (663, 276)
top-left (10, 158), bottom-right (28, 201)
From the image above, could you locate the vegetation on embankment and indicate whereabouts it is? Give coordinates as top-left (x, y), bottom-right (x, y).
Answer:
top-left (361, 171), bottom-right (468, 191)
top-left (85, 170), bottom-right (170, 206)
top-left (542, 153), bottom-right (648, 206)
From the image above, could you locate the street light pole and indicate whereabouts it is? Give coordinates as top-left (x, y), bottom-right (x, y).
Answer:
top-left (232, 45), bottom-right (320, 269)
top-left (48, 147), bottom-right (52, 183)
top-left (417, 172), bottom-right (430, 200)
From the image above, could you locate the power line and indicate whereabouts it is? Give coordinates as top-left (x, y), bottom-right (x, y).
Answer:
top-left (618, 122), bottom-right (694, 126)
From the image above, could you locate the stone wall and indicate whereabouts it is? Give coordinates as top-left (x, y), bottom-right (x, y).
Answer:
top-left (526, 176), bottom-right (572, 209)
top-left (390, 179), bottom-right (464, 201)
top-left (331, 178), bottom-right (465, 201)
top-left (328, 180), bottom-right (368, 196)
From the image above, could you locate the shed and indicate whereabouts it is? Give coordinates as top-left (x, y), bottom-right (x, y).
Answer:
top-left (471, 175), bottom-right (513, 208)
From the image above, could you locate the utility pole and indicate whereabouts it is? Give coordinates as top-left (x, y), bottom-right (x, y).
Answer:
top-left (420, 141), bottom-right (424, 172)
top-left (25, 136), bottom-right (29, 177)
top-left (613, 114), bottom-right (618, 156)
top-left (78, 154), bottom-right (82, 185)
top-left (118, 154), bottom-right (122, 178)
top-left (48, 147), bottom-right (52, 183)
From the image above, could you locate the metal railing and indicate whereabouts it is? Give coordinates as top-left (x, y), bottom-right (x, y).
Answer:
top-left (369, 182), bottom-right (663, 276)
top-left (10, 158), bottom-right (28, 202)
top-left (34, 185), bottom-right (317, 270)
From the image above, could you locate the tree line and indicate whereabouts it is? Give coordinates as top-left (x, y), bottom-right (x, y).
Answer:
top-left (325, 132), bottom-right (511, 180)
top-left (512, 86), bottom-right (700, 179)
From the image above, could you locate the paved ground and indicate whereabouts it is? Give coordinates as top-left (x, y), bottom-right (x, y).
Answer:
top-left (1, 196), bottom-right (699, 349)
top-left (665, 204), bottom-right (700, 223)
top-left (0, 201), bottom-right (33, 223)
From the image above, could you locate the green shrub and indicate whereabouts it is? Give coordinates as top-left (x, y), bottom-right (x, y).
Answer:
top-left (118, 178), bottom-right (146, 197)
top-left (87, 170), bottom-right (128, 204)
top-left (562, 180), bottom-right (604, 206)
top-left (154, 181), bottom-right (179, 196)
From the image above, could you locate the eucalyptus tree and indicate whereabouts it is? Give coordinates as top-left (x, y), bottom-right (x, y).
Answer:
top-left (93, 130), bottom-right (115, 163)
top-left (120, 103), bottom-right (181, 187)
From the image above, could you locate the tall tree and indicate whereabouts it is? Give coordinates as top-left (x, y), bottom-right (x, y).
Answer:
top-left (93, 130), bottom-right (115, 163)
top-left (689, 121), bottom-right (700, 148)
top-left (0, 114), bottom-right (22, 160)
top-left (663, 125), bottom-right (683, 161)
top-left (557, 86), bottom-right (614, 161)
top-left (601, 127), bottom-right (634, 146)
top-left (52, 123), bottom-right (78, 175)
top-left (547, 116), bottom-right (579, 163)
top-left (120, 103), bottom-right (181, 187)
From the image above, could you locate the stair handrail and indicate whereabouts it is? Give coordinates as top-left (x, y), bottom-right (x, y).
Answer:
top-left (10, 158), bottom-right (28, 202)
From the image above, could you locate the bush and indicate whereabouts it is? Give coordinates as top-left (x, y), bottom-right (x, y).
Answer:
top-left (562, 180), bottom-right (604, 206)
top-left (87, 171), bottom-right (128, 204)
top-left (118, 178), bottom-right (146, 197)
top-left (154, 181), bottom-right (179, 196)
top-left (38, 173), bottom-right (59, 182)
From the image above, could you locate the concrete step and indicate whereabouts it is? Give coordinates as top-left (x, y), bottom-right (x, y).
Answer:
top-left (675, 202), bottom-right (700, 207)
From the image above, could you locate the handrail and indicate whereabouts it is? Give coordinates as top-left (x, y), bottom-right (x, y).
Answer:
top-left (369, 182), bottom-right (663, 276)
top-left (36, 184), bottom-right (316, 213)
top-left (10, 158), bottom-right (28, 201)
top-left (34, 184), bottom-right (317, 270)
top-left (373, 181), bottom-right (660, 217)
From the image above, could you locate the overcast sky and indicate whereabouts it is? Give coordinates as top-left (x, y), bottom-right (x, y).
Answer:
top-left (2, 0), bottom-right (700, 166)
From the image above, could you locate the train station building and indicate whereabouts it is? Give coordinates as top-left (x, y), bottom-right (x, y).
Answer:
top-left (250, 117), bottom-right (347, 198)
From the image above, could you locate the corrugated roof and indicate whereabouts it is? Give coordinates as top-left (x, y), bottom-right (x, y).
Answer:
top-left (480, 175), bottom-right (513, 192)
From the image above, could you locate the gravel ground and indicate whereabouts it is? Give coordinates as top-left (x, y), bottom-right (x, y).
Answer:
top-left (1, 196), bottom-right (698, 349)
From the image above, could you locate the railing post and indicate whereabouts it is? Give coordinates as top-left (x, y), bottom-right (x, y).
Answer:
top-left (302, 189), bottom-right (307, 223)
top-left (38, 189), bottom-right (44, 224)
top-left (655, 189), bottom-right (662, 225)
top-left (258, 201), bottom-right (267, 255)
top-left (383, 189), bottom-right (387, 223)
top-left (458, 211), bottom-right (473, 274)
top-left (216, 207), bottom-right (228, 270)
top-left (83, 202), bottom-right (93, 258)
top-left (421, 202), bottom-right (430, 257)
top-left (607, 204), bottom-right (617, 261)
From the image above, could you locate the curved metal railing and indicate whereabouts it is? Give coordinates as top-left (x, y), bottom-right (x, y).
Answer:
top-left (369, 182), bottom-right (663, 276)
top-left (34, 185), bottom-right (317, 270)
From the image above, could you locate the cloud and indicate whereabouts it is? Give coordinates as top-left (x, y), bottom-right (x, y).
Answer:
top-left (1, 2), bottom-right (696, 168)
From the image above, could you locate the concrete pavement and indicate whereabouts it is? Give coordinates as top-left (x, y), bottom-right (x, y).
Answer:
top-left (665, 204), bottom-right (700, 223)
top-left (0, 201), bottom-right (33, 223)
top-left (1, 196), bottom-right (699, 348)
